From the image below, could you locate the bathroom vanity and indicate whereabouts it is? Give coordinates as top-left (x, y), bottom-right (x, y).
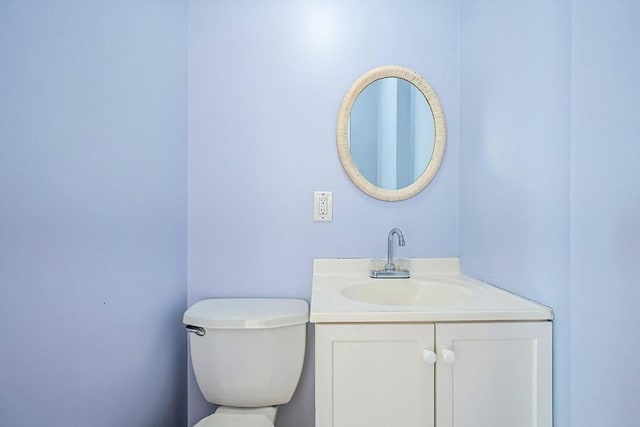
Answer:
top-left (310, 258), bottom-right (553, 427)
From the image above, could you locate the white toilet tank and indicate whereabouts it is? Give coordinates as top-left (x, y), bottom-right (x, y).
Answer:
top-left (183, 298), bottom-right (308, 407)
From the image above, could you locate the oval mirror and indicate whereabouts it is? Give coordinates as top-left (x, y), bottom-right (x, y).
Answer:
top-left (337, 65), bottom-right (446, 201)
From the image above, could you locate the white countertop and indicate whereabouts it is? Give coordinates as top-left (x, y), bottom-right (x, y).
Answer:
top-left (310, 258), bottom-right (553, 323)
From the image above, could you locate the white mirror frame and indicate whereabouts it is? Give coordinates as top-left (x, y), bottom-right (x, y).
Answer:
top-left (337, 65), bottom-right (446, 201)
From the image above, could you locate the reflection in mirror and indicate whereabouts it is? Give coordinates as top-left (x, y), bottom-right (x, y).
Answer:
top-left (337, 65), bottom-right (446, 201)
top-left (349, 77), bottom-right (435, 190)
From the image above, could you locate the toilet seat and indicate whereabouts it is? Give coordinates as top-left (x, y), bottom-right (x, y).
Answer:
top-left (194, 413), bottom-right (274, 427)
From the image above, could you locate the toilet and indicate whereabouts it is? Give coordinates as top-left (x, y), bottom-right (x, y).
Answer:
top-left (183, 298), bottom-right (309, 427)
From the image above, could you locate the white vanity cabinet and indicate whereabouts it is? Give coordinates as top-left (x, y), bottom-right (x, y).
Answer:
top-left (315, 321), bottom-right (552, 427)
top-left (310, 258), bottom-right (554, 427)
top-left (316, 323), bottom-right (436, 427)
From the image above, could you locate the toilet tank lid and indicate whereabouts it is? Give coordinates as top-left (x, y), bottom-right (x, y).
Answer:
top-left (183, 298), bottom-right (309, 329)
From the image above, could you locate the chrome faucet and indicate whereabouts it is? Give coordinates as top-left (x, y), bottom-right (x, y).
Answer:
top-left (370, 228), bottom-right (410, 278)
top-left (386, 228), bottom-right (405, 270)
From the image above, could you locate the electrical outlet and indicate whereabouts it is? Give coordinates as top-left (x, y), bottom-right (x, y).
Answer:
top-left (314, 191), bottom-right (333, 221)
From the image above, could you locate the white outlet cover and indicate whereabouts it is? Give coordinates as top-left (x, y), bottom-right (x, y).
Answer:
top-left (314, 191), bottom-right (333, 221)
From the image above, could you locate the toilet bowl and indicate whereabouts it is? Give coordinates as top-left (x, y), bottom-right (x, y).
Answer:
top-left (184, 298), bottom-right (309, 427)
top-left (194, 413), bottom-right (272, 427)
top-left (194, 406), bottom-right (278, 427)
top-left (194, 406), bottom-right (277, 427)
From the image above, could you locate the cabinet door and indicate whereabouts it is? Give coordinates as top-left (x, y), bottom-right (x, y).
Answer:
top-left (316, 323), bottom-right (435, 427)
top-left (435, 322), bottom-right (552, 427)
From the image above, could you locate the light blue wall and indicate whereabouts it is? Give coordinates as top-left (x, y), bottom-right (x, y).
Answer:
top-left (458, 2), bottom-right (571, 425)
top-left (460, 1), bottom-right (640, 427)
top-left (187, 1), bottom-right (459, 425)
top-left (3, 1), bottom-right (639, 426)
top-left (571, 2), bottom-right (640, 426)
top-left (0, 1), bottom-right (188, 426)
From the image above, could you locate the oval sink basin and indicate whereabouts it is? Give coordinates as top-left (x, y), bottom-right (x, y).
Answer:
top-left (341, 278), bottom-right (474, 307)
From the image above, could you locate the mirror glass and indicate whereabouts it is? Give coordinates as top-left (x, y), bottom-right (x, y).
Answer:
top-left (337, 65), bottom-right (446, 201)
top-left (349, 77), bottom-right (434, 190)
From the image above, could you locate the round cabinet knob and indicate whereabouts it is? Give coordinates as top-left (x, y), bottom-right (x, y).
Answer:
top-left (441, 348), bottom-right (456, 364)
top-left (422, 349), bottom-right (437, 364)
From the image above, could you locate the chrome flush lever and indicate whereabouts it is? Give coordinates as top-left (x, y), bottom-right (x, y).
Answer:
top-left (185, 325), bottom-right (205, 336)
